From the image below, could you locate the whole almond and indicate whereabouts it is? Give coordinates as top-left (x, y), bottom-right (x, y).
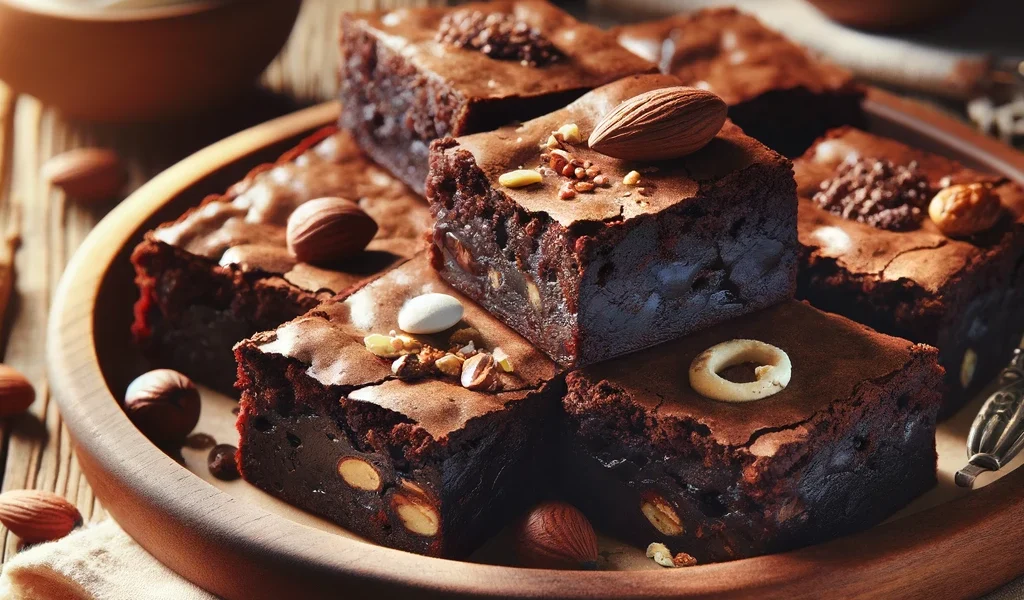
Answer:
top-left (0, 489), bottom-right (82, 543)
top-left (286, 197), bottom-right (378, 265)
top-left (0, 364), bottom-right (35, 417)
top-left (516, 501), bottom-right (598, 570)
top-left (588, 87), bottom-right (727, 161)
top-left (42, 148), bottom-right (127, 203)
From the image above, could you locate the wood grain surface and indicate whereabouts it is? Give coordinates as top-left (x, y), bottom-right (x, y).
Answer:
top-left (0, 0), bottom-right (438, 564)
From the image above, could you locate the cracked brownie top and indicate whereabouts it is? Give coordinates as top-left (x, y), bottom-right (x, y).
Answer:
top-left (438, 74), bottom-right (790, 228)
top-left (796, 127), bottom-right (1024, 295)
top-left (245, 254), bottom-right (558, 440)
top-left (613, 8), bottom-right (857, 107)
top-left (351, 1), bottom-right (655, 102)
top-left (151, 128), bottom-right (432, 296)
top-left (564, 300), bottom-right (937, 451)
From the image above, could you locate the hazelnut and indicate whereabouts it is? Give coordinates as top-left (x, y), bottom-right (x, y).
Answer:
top-left (0, 364), bottom-right (35, 418)
top-left (461, 353), bottom-right (498, 391)
top-left (640, 492), bottom-right (683, 536)
top-left (392, 492), bottom-right (440, 537)
top-left (0, 489), bottom-right (82, 544)
top-left (928, 183), bottom-right (1002, 237)
top-left (337, 457), bottom-right (382, 491)
top-left (124, 369), bottom-right (201, 447)
top-left (286, 197), bottom-right (378, 265)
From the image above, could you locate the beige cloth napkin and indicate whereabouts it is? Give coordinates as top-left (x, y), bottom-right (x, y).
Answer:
top-left (0, 520), bottom-right (216, 600)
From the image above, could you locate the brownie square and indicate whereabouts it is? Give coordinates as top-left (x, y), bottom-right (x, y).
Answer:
top-left (562, 301), bottom-right (943, 563)
top-left (796, 127), bottom-right (1024, 417)
top-left (614, 8), bottom-right (864, 157)
top-left (235, 254), bottom-right (563, 558)
top-left (427, 74), bottom-right (798, 367)
top-left (131, 128), bottom-right (432, 392)
top-left (339, 0), bottom-right (657, 193)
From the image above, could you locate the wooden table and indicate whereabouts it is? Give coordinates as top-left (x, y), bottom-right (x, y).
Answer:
top-left (0, 0), bottom-right (442, 563)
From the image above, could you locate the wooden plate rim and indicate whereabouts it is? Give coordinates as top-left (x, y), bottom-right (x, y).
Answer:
top-left (47, 92), bottom-right (1024, 599)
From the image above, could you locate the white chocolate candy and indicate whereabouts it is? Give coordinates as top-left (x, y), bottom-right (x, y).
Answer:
top-left (397, 293), bottom-right (463, 334)
top-left (689, 339), bottom-right (792, 403)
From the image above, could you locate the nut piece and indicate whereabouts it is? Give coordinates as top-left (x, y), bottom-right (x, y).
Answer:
top-left (286, 197), bottom-right (378, 265)
top-left (928, 183), bottom-right (1003, 237)
top-left (640, 492), bottom-right (683, 536)
top-left (588, 86), bottom-right (727, 161)
top-left (526, 279), bottom-right (543, 313)
top-left (492, 347), bottom-right (514, 372)
top-left (499, 169), bottom-right (543, 188)
top-left (337, 457), bottom-right (382, 491)
top-left (435, 353), bottom-right (465, 377)
top-left (0, 489), bottom-right (82, 544)
top-left (689, 339), bottom-right (792, 403)
top-left (673, 552), bottom-right (698, 567)
top-left (124, 369), bottom-right (201, 447)
top-left (449, 327), bottom-right (483, 348)
top-left (623, 170), bottom-right (641, 186)
top-left (516, 501), bottom-right (598, 570)
top-left (461, 353), bottom-right (498, 390)
top-left (208, 444), bottom-right (240, 481)
top-left (557, 123), bottom-right (581, 144)
top-left (364, 333), bottom-right (400, 357)
top-left (42, 148), bottom-right (126, 203)
top-left (0, 364), bottom-right (35, 417)
top-left (392, 492), bottom-right (440, 537)
top-left (646, 542), bottom-right (675, 568)
top-left (960, 348), bottom-right (978, 389)
top-left (398, 293), bottom-right (464, 334)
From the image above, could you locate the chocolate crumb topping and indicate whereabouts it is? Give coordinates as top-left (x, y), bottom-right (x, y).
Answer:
top-left (813, 157), bottom-right (931, 231)
top-left (436, 10), bottom-right (563, 67)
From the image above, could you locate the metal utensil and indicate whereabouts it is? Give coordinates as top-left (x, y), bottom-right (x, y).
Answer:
top-left (955, 344), bottom-right (1024, 488)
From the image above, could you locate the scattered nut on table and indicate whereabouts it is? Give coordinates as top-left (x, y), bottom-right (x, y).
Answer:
top-left (0, 364), bottom-right (35, 418)
top-left (516, 501), bottom-right (598, 570)
top-left (0, 489), bottom-right (82, 544)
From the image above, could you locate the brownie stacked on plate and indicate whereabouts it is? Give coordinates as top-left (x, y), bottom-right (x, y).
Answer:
top-left (130, 2), bottom-right (986, 564)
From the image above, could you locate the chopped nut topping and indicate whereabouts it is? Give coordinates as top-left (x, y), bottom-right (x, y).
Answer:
top-left (461, 352), bottom-right (498, 390)
top-left (435, 353), bottom-right (465, 377)
top-left (623, 170), bottom-right (641, 186)
top-left (435, 10), bottom-right (563, 67)
top-left (364, 333), bottom-right (400, 358)
top-left (558, 182), bottom-right (577, 200)
top-left (556, 123), bottom-right (581, 144)
top-left (592, 174), bottom-right (609, 186)
top-left (814, 157), bottom-right (931, 231)
top-left (573, 181), bottom-right (595, 193)
top-left (493, 347), bottom-right (514, 373)
top-left (499, 169), bottom-right (542, 188)
top-left (673, 552), bottom-right (698, 567)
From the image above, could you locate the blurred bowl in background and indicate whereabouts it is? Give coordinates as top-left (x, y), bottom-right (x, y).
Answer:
top-left (806, 0), bottom-right (966, 30)
top-left (0, 0), bottom-right (302, 122)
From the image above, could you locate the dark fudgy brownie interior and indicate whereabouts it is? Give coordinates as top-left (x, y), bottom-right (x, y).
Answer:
top-left (339, 0), bottom-right (657, 192)
top-left (131, 128), bottom-right (432, 391)
top-left (796, 127), bottom-right (1024, 417)
top-left (427, 74), bottom-right (797, 367)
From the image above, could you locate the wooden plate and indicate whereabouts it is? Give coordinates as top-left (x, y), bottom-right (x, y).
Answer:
top-left (48, 91), bottom-right (1024, 599)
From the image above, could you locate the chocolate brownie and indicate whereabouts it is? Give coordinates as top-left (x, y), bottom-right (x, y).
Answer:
top-left (796, 127), bottom-right (1024, 417)
top-left (131, 128), bottom-right (432, 392)
top-left (235, 254), bottom-right (563, 558)
top-left (339, 0), bottom-right (657, 193)
top-left (562, 301), bottom-right (943, 563)
top-left (427, 74), bottom-right (797, 367)
top-left (614, 8), bottom-right (864, 157)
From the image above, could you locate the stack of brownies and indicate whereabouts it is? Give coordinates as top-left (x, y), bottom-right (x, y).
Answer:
top-left (131, 2), bottom-right (1024, 563)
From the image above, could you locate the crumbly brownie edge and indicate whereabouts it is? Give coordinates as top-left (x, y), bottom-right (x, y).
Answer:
top-left (234, 337), bottom-right (564, 558)
top-left (560, 346), bottom-right (942, 562)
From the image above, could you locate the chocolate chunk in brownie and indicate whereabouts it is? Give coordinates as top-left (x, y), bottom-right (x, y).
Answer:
top-left (131, 128), bottom-right (432, 392)
top-left (427, 74), bottom-right (797, 367)
top-left (562, 301), bottom-right (943, 563)
top-left (339, 0), bottom-right (657, 193)
top-left (796, 127), bottom-right (1024, 417)
top-left (614, 8), bottom-right (864, 157)
top-left (235, 254), bottom-right (563, 558)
